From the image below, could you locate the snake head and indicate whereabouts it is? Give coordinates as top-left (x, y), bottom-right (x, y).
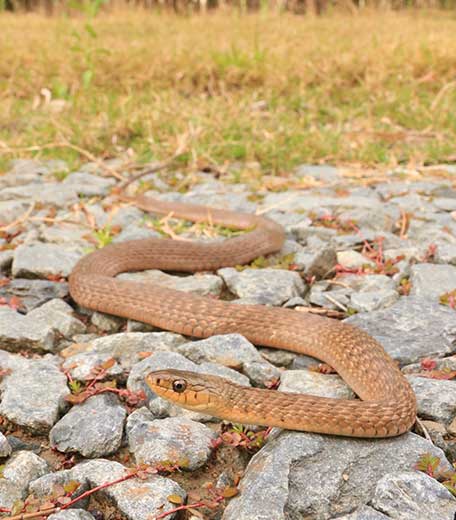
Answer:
top-left (146, 369), bottom-right (225, 414)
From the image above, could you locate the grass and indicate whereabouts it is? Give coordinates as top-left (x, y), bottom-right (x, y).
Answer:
top-left (1, 8), bottom-right (456, 175)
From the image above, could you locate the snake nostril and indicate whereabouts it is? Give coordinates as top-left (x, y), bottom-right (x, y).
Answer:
top-left (156, 378), bottom-right (161, 385)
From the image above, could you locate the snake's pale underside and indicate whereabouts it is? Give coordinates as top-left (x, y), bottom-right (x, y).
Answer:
top-left (69, 195), bottom-right (417, 438)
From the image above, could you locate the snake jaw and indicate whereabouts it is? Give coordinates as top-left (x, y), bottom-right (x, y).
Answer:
top-left (145, 369), bottom-right (222, 414)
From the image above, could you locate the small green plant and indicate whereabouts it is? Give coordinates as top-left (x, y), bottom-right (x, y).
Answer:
top-left (416, 453), bottom-right (456, 496)
top-left (93, 225), bottom-right (114, 248)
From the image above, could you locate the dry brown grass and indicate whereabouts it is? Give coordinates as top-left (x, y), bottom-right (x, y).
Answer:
top-left (1, 8), bottom-right (456, 173)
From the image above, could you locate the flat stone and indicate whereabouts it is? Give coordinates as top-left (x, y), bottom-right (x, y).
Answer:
top-left (407, 375), bottom-right (456, 424)
top-left (279, 369), bottom-right (355, 400)
top-left (371, 471), bottom-right (456, 520)
top-left (91, 311), bottom-right (124, 332)
top-left (295, 164), bottom-right (341, 183)
top-left (119, 269), bottom-right (223, 297)
top-left (112, 225), bottom-right (161, 243)
top-left (337, 250), bottom-right (375, 270)
top-left (218, 267), bottom-right (306, 306)
top-left (0, 279), bottom-right (69, 312)
top-left (28, 299), bottom-right (86, 339)
top-left (0, 183), bottom-right (84, 207)
top-left (339, 274), bottom-right (396, 292)
top-left (12, 243), bottom-right (82, 279)
top-left (0, 200), bottom-right (30, 226)
top-left (0, 352), bottom-right (69, 432)
top-left (62, 172), bottom-right (116, 197)
top-left (127, 408), bottom-right (216, 470)
top-left (50, 394), bottom-right (127, 458)
top-left (345, 297), bottom-right (456, 364)
top-left (410, 263), bottom-right (456, 300)
top-left (2, 450), bottom-right (49, 493)
top-left (69, 332), bottom-right (187, 373)
top-left (223, 431), bottom-right (451, 520)
top-left (71, 459), bottom-right (186, 520)
top-left (0, 307), bottom-right (57, 352)
top-left (433, 197), bottom-right (456, 212)
top-left (177, 334), bottom-right (280, 386)
top-left (436, 243), bottom-right (456, 265)
top-left (293, 246), bottom-right (337, 278)
top-left (0, 432), bottom-right (12, 458)
top-left (261, 192), bottom-right (381, 213)
top-left (29, 469), bottom-right (90, 508)
top-left (109, 206), bottom-right (145, 228)
top-left (350, 289), bottom-right (399, 313)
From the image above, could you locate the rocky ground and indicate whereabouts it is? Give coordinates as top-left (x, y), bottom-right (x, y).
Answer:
top-left (0, 159), bottom-right (456, 520)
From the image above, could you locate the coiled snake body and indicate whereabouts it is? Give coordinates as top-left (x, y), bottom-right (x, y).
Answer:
top-left (69, 195), bottom-right (416, 438)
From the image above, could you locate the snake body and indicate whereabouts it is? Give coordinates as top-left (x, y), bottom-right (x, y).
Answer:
top-left (69, 195), bottom-right (416, 438)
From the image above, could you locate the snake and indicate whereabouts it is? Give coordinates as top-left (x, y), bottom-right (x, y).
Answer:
top-left (69, 194), bottom-right (417, 438)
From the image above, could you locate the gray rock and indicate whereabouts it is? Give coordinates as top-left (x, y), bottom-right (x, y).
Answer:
top-left (62, 350), bottom-right (124, 382)
top-left (40, 223), bottom-right (90, 246)
top-left (112, 225), bottom-right (161, 243)
top-left (433, 197), bottom-right (456, 212)
top-left (223, 431), bottom-right (451, 520)
top-left (407, 375), bottom-right (456, 424)
top-left (62, 172), bottom-right (116, 197)
top-left (48, 511), bottom-right (96, 520)
top-left (74, 331), bottom-right (186, 372)
top-left (293, 246), bottom-right (337, 278)
top-left (262, 192), bottom-right (381, 213)
top-left (109, 206), bottom-right (145, 228)
top-left (0, 432), bottom-right (12, 458)
top-left (0, 307), bottom-right (56, 352)
top-left (345, 297), bottom-right (456, 364)
top-left (127, 408), bottom-right (216, 470)
top-left (309, 284), bottom-right (352, 310)
top-left (50, 394), bottom-right (126, 457)
top-left (337, 250), bottom-right (375, 270)
top-left (29, 469), bottom-right (90, 509)
top-left (119, 269), bottom-right (223, 297)
top-left (2, 450), bottom-right (49, 491)
top-left (295, 164), bottom-right (341, 183)
top-left (279, 369), bottom-right (355, 400)
top-left (28, 299), bottom-right (86, 338)
top-left (12, 243), bottom-right (82, 279)
top-left (71, 458), bottom-right (186, 520)
top-left (410, 263), bottom-right (456, 300)
top-left (91, 311), bottom-right (124, 332)
top-left (350, 289), bottom-right (399, 313)
top-left (340, 274), bottom-right (396, 292)
top-left (0, 353), bottom-right (69, 432)
top-left (436, 243), bottom-right (456, 265)
top-left (218, 267), bottom-right (306, 306)
top-left (177, 334), bottom-right (280, 386)
top-left (0, 183), bottom-right (83, 207)
top-left (0, 200), bottom-right (31, 225)
top-left (0, 279), bottom-right (69, 311)
top-left (371, 471), bottom-right (456, 520)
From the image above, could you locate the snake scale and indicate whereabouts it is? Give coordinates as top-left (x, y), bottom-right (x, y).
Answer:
top-left (69, 194), bottom-right (417, 438)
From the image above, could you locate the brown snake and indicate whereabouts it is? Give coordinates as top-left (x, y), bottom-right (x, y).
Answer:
top-left (69, 195), bottom-right (417, 438)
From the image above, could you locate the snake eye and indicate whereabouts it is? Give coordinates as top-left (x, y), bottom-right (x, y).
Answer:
top-left (172, 379), bottom-right (187, 393)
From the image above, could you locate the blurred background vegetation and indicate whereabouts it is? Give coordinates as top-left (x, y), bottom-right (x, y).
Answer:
top-left (1, 3), bottom-right (456, 174)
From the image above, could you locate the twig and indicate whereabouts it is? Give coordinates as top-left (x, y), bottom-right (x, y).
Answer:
top-left (416, 418), bottom-right (434, 445)
top-left (153, 497), bottom-right (224, 520)
top-left (5, 469), bottom-right (139, 519)
top-left (323, 293), bottom-right (348, 312)
top-left (0, 203), bottom-right (35, 232)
